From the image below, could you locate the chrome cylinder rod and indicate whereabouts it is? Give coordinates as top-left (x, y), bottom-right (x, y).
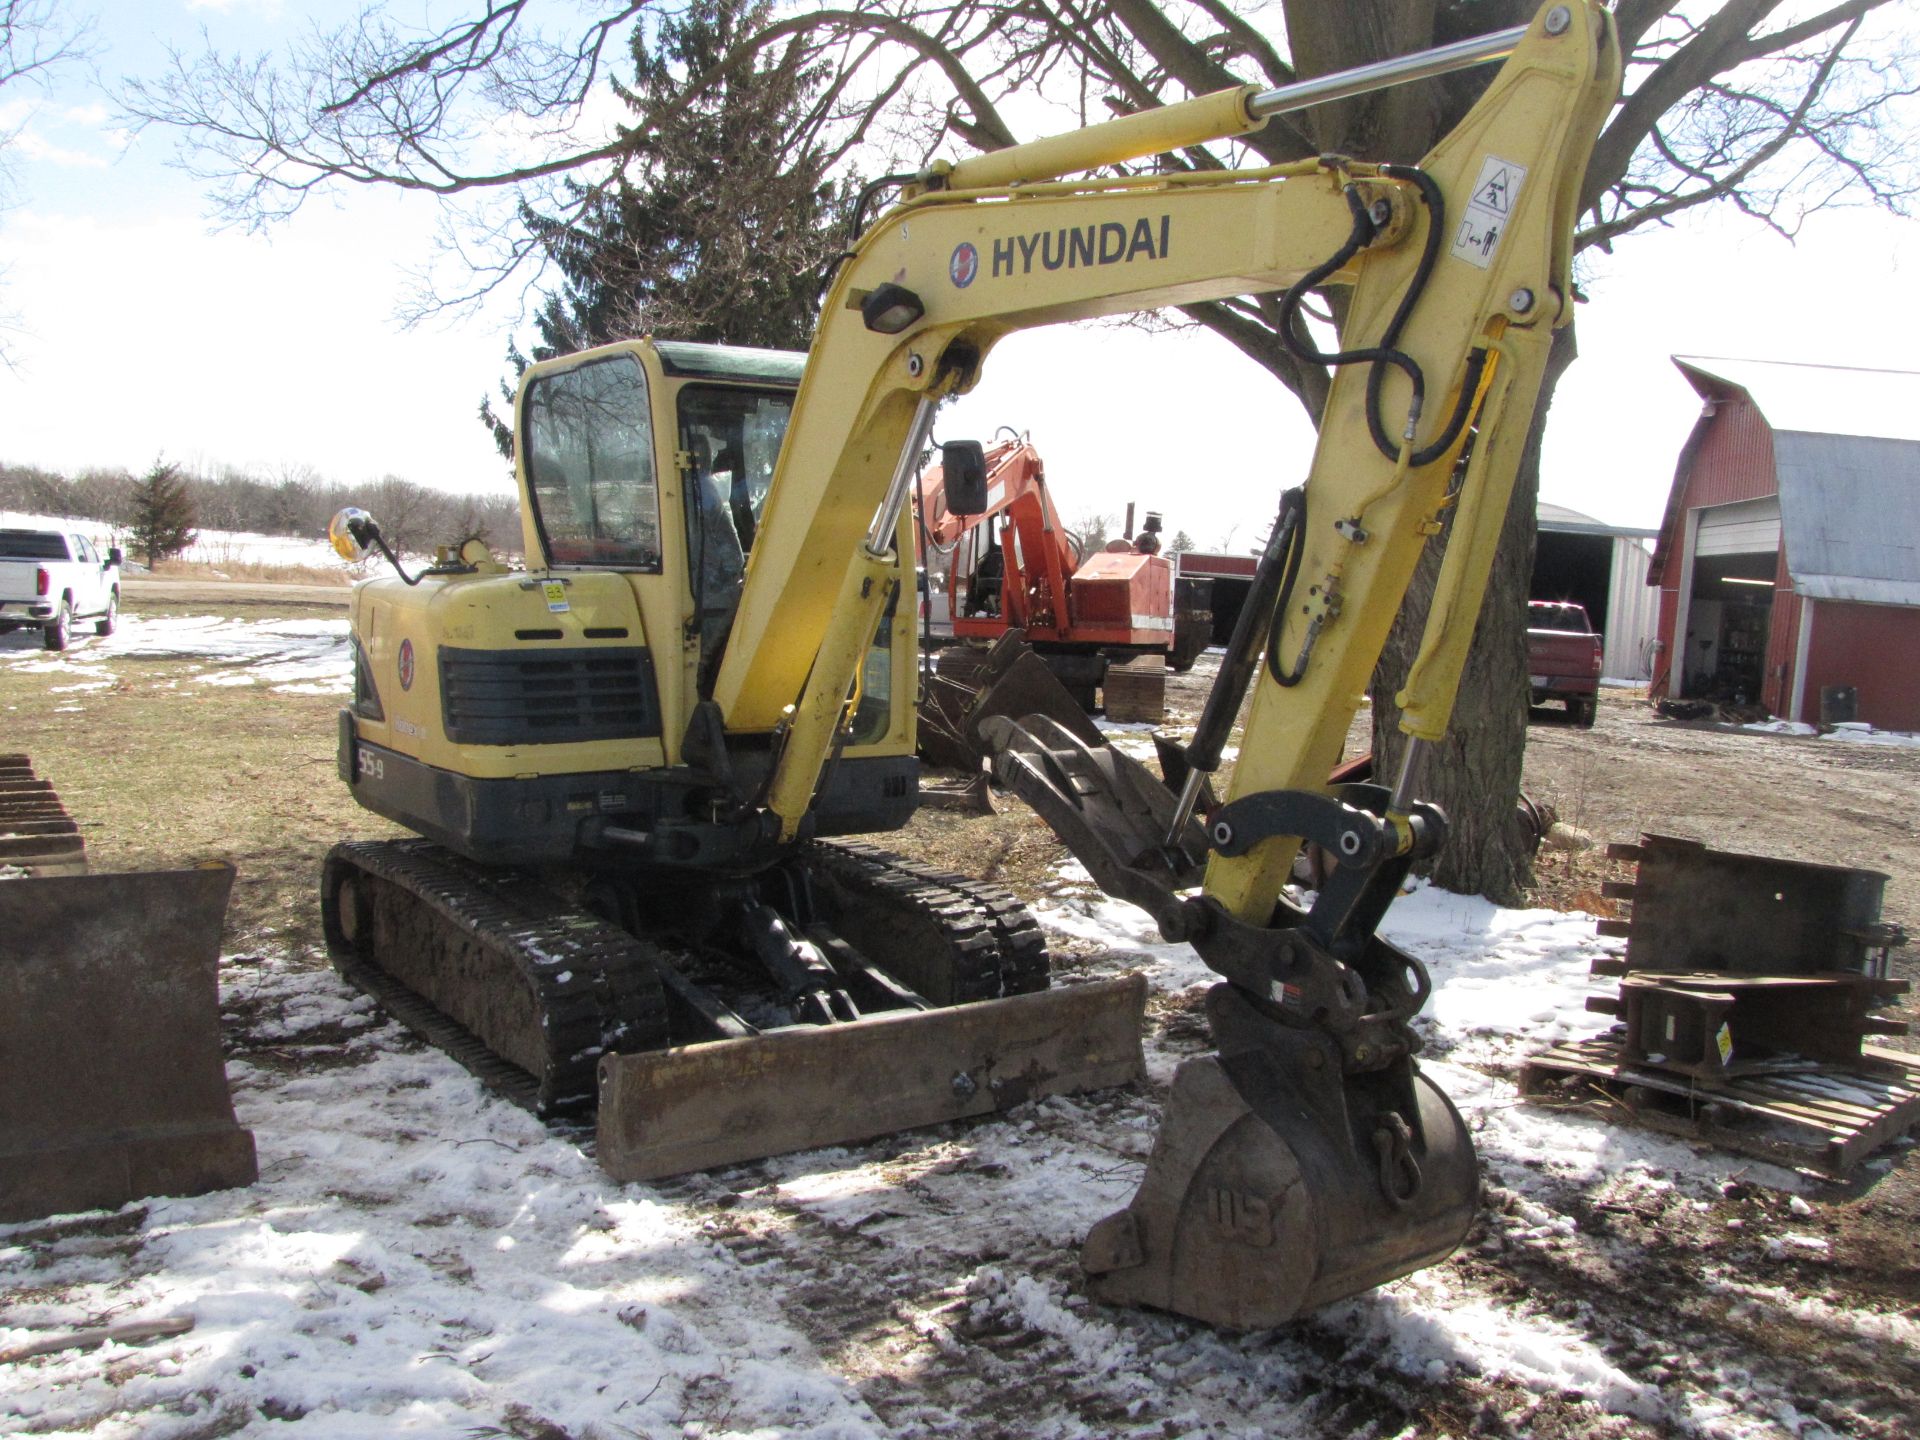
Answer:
top-left (866, 395), bottom-right (940, 555)
top-left (1389, 738), bottom-right (1431, 816)
top-left (1246, 23), bottom-right (1529, 122)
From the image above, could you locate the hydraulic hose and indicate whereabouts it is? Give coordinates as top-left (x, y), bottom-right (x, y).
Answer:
top-left (1276, 165), bottom-right (1486, 469)
top-left (1188, 489), bottom-right (1306, 774)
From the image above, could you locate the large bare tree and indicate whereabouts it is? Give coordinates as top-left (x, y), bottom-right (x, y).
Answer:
top-left (124, 1), bottom-right (1918, 899)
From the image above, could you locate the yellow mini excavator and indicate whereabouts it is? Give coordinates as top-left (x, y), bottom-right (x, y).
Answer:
top-left (323, 2), bottom-right (1619, 1328)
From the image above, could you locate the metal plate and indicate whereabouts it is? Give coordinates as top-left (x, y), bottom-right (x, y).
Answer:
top-left (0, 864), bottom-right (256, 1222)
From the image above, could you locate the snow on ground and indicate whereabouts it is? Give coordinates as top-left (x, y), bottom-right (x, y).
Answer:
top-left (0, 860), bottom-right (1839, 1439)
top-left (0, 511), bottom-right (382, 575)
top-left (0, 613), bottom-right (350, 696)
top-left (19, 848), bottom-right (1852, 1436)
top-left (1819, 721), bottom-right (1920, 748)
top-left (1743, 719), bottom-right (1920, 747)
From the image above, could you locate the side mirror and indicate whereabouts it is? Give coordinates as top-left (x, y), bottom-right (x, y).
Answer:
top-left (107, 547), bottom-right (123, 567)
top-left (328, 506), bottom-right (379, 563)
top-left (942, 441), bottom-right (989, 516)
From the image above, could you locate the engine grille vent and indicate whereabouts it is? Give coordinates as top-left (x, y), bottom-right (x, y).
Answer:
top-left (439, 645), bottom-right (661, 746)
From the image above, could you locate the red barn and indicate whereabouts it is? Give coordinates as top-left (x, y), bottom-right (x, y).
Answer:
top-left (1649, 358), bottom-right (1920, 730)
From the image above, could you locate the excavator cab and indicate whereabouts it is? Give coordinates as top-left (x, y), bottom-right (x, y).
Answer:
top-left (323, 338), bottom-right (1146, 1166)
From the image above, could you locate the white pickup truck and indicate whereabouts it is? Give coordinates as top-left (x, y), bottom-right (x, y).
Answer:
top-left (0, 528), bottom-right (122, 650)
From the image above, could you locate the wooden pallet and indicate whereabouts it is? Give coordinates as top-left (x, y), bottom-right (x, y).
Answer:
top-left (0, 754), bottom-right (86, 876)
top-left (1521, 1034), bottom-right (1920, 1177)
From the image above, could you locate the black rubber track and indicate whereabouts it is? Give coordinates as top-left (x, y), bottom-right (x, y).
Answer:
top-left (817, 841), bottom-right (1050, 998)
top-left (319, 837), bottom-right (1053, 1118)
top-left (322, 839), bottom-right (673, 1114)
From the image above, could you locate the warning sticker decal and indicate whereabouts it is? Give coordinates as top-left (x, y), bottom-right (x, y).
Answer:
top-left (1451, 155), bottom-right (1529, 270)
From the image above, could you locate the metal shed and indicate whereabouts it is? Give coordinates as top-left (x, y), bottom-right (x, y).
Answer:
top-left (1534, 503), bottom-right (1659, 681)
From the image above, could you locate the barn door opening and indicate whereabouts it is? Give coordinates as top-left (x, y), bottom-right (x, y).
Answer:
top-left (1682, 498), bottom-right (1780, 704)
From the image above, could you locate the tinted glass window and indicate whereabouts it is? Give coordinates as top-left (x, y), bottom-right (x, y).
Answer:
top-left (1529, 602), bottom-right (1590, 632)
top-left (523, 354), bottom-right (662, 570)
top-left (0, 531), bottom-right (69, 560)
top-left (678, 385), bottom-right (795, 664)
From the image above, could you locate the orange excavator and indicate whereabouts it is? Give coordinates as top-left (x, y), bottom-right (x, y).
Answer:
top-left (916, 438), bottom-right (1207, 758)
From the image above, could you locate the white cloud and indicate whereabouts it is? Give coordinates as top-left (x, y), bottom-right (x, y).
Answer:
top-left (14, 130), bottom-right (110, 169)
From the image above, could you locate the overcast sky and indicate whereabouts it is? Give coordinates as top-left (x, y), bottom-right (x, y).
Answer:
top-left (1, 1), bottom-right (1915, 546)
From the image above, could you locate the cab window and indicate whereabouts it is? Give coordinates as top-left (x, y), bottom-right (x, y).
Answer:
top-left (678, 385), bottom-right (795, 663)
top-left (522, 354), bottom-right (663, 570)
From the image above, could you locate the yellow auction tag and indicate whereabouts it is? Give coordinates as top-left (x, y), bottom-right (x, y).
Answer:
top-left (1715, 1023), bottom-right (1734, 1066)
top-left (543, 581), bottom-right (569, 614)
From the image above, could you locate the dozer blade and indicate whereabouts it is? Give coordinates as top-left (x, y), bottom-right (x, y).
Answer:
top-left (597, 975), bottom-right (1146, 1181)
top-left (0, 864), bottom-right (258, 1223)
top-left (1080, 985), bottom-right (1476, 1330)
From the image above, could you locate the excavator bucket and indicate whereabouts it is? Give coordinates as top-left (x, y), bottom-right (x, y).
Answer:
top-left (1080, 985), bottom-right (1476, 1328)
top-left (916, 631), bottom-right (1106, 771)
top-left (598, 975), bottom-right (1146, 1180)
top-left (0, 863), bottom-right (258, 1222)
top-left (985, 715), bottom-right (1477, 1327)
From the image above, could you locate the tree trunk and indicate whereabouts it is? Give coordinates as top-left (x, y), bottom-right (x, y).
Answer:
top-left (1369, 324), bottom-right (1578, 905)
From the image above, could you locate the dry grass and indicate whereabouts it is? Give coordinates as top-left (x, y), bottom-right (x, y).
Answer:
top-left (147, 557), bottom-right (355, 586)
top-left (1, 599), bottom-right (398, 958)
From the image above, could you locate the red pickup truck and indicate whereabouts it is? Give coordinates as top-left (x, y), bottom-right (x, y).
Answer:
top-left (1527, 600), bottom-right (1602, 727)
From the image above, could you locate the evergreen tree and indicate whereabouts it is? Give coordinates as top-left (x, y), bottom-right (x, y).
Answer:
top-left (1168, 530), bottom-right (1195, 555)
top-left (483, 0), bottom-right (849, 458)
top-left (128, 458), bottom-right (196, 568)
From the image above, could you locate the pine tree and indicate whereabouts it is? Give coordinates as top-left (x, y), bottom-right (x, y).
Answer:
top-left (128, 458), bottom-right (197, 568)
top-left (1168, 530), bottom-right (1195, 555)
top-left (482, 0), bottom-right (849, 457)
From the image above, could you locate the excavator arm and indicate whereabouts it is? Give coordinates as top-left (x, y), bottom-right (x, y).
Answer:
top-left (707, 1), bottom-right (1618, 1326)
top-left (716, 3), bottom-right (1617, 860)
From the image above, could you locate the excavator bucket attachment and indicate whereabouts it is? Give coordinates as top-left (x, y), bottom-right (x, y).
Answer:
top-left (987, 714), bottom-right (1477, 1327)
top-left (0, 863), bottom-right (257, 1222)
top-left (598, 975), bottom-right (1146, 1180)
top-left (916, 631), bottom-right (1107, 771)
top-left (1081, 985), bottom-right (1475, 1329)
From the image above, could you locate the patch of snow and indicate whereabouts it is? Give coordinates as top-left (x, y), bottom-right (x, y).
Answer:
top-left (0, 612), bottom-right (350, 695)
top-left (1821, 724), bottom-right (1920, 748)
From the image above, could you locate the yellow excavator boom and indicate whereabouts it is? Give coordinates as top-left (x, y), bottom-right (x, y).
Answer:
top-left (715, 3), bottom-right (1618, 883)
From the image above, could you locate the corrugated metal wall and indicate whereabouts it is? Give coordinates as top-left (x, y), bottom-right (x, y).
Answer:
top-left (1681, 398), bottom-right (1777, 507)
top-left (1603, 538), bottom-right (1659, 680)
top-left (1653, 396), bottom-right (1780, 695)
top-left (1762, 556), bottom-right (1801, 717)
